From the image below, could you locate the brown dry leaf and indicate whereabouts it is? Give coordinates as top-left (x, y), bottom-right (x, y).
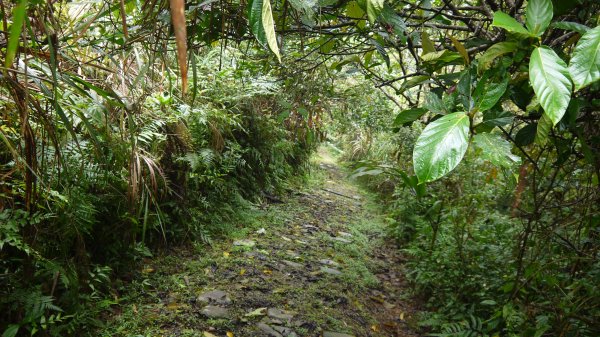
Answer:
top-left (168, 0), bottom-right (188, 94)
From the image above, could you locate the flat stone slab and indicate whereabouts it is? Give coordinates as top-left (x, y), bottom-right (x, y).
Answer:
top-left (197, 290), bottom-right (231, 305)
top-left (323, 332), bottom-right (355, 337)
top-left (233, 239), bottom-right (256, 247)
top-left (337, 231), bottom-right (353, 238)
top-left (320, 266), bottom-right (342, 275)
top-left (272, 325), bottom-right (298, 337)
top-left (319, 259), bottom-right (339, 267)
top-left (267, 308), bottom-right (295, 321)
top-left (257, 323), bottom-right (283, 337)
top-left (201, 305), bottom-right (229, 318)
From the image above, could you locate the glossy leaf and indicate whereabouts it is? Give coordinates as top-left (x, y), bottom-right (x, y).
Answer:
top-left (5, 0), bottom-right (28, 69)
top-left (491, 11), bottom-right (531, 36)
top-left (473, 133), bottom-right (521, 168)
top-left (526, 0), bottom-right (553, 36)
top-left (249, 0), bottom-right (266, 45)
top-left (568, 26), bottom-right (600, 90)
top-left (529, 46), bottom-right (572, 126)
top-left (394, 108), bottom-right (428, 126)
top-left (262, 0), bottom-right (281, 62)
top-left (475, 77), bottom-right (509, 112)
top-left (413, 112), bottom-right (470, 183)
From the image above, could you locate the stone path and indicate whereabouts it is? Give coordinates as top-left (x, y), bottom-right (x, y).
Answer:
top-left (101, 151), bottom-right (419, 336)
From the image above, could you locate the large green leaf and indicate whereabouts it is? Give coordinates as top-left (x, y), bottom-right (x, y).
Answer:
top-left (249, 0), bottom-right (266, 45)
top-left (413, 112), bottom-right (470, 183)
top-left (477, 42), bottom-right (517, 74)
top-left (526, 0), bottom-right (553, 36)
top-left (394, 108), bottom-right (428, 126)
top-left (262, 0), bottom-right (281, 62)
top-left (568, 26), bottom-right (600, 90)
top-left (535, 113), bottom-right (552, 145)
top-left (365, 0), bottom-right (384, 23)
top-left (551, 21), bottom-right (590, 34)
top-left (473, 133), bottom-right (521, 168)
top-left (491, 11), bottom-right (531, 36)
top-left (529, 46), bottom-right (572, 126)
top-left (5, 0), bottom-right (28, 69)
top-left (421, 31), bottom-right (436, 54)
top-left (475, 77), bottom-right (509, 112)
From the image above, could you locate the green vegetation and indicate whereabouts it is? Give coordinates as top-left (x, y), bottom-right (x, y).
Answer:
top-left (1, 0), bottom-right (599, 336)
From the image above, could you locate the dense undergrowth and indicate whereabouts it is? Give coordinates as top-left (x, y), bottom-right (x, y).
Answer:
top-left (331, 79), bottom-right (599, 336)
top-left (0, 47), bottom-right (324, 335)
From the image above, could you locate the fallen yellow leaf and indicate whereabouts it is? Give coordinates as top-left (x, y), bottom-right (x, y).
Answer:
top-left (227, 332), bottom-right (234, 337)
top-left (223, 251), bottom-right (230, 258)
top-left (203, 332), bottom-right (218, 337)
top-left (371, 324), bottom-right (379, 332)
top-left (263, 269), bottom-right (272, 275)
top-left (399, 312), bottom-right (405, 321)
top-left (240, 268), bottom-right (246, 276)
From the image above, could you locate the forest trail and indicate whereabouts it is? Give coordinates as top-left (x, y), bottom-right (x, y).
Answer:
top-left (102, 148), bottom-right (419, 337)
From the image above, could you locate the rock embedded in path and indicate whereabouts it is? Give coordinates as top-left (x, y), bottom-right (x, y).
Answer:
top-left (319, 259), bottom-right (339, 267)
top-left (233, 239), bottom-right (256, 247)
top-left (200, 305), bottom-right (229, 318)
top-left (257, 323), bottom-right (284, 337)
top-left (267, 308), bottom-right (295, 322)
top-left (197, 290), bottom-right (231, 305)
top-left (323, 331), bottom-right (355, 337)
top-left (320, 266), bottom-right (342, 276)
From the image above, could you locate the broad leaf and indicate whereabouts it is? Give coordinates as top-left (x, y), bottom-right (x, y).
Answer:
top-left (552, 21), bottom-right (590, 34)
top-left (394, 108), bottom-right (428, 126)
top-left (529, 46), bottom-right (572, 126)
top-left (535, 113), bottom-right (552, 145)
top-left (515, 123), bottom-right (537, 146)
top-left (475, 77), bottom-right (509, 112)
top-left (262, 0), bottom-right (281, 62)
top-left (5, 0), bottom-right (28, 69)
top-left (450, 36), bottom-right (469, 65)
top-left (473, 133), bottom-right (521, 168)
top-left (492, 11), bottom-right (531, 36)
top-left (477, 42), bottom-right (517, 74)
top-left (249, 0), bottom-right (266, 45)
top-left (421, 31), bottom-right (436, 54)
top-left (476, 109), bottom-right (513, 132)
top-left (568, 26), bottom-right (600, 90)
top-left (399, 75), bottom-right (430, 91)
top-left (526, 0), bottom-right (553, 36)
top-left (413, 112), bottom-right (470, 183)
top-left (365, 0), bottom-right (384, 23)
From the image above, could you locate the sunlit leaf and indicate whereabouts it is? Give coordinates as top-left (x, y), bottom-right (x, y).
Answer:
top-left (526, 0), bottom-right (553, 36)
top-left (413, 112), bottom-right (470, 183)
top-left (474, 133), bottom-right (520, 168)
top-left (529, 46), bottom-right (572, 125)
top-left (491, 11), bottom-right (531, 36)
top-left (568, 26), bottom-right (600, 90)
top-left (5, 0), bottom-right (28, 69)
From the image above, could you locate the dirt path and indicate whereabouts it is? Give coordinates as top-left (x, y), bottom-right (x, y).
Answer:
top-left (101, 150), bottom-right (419, 337)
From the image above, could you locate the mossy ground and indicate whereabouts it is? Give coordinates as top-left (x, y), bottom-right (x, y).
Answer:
top-left (98, 146), bottom-right (418, 337)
